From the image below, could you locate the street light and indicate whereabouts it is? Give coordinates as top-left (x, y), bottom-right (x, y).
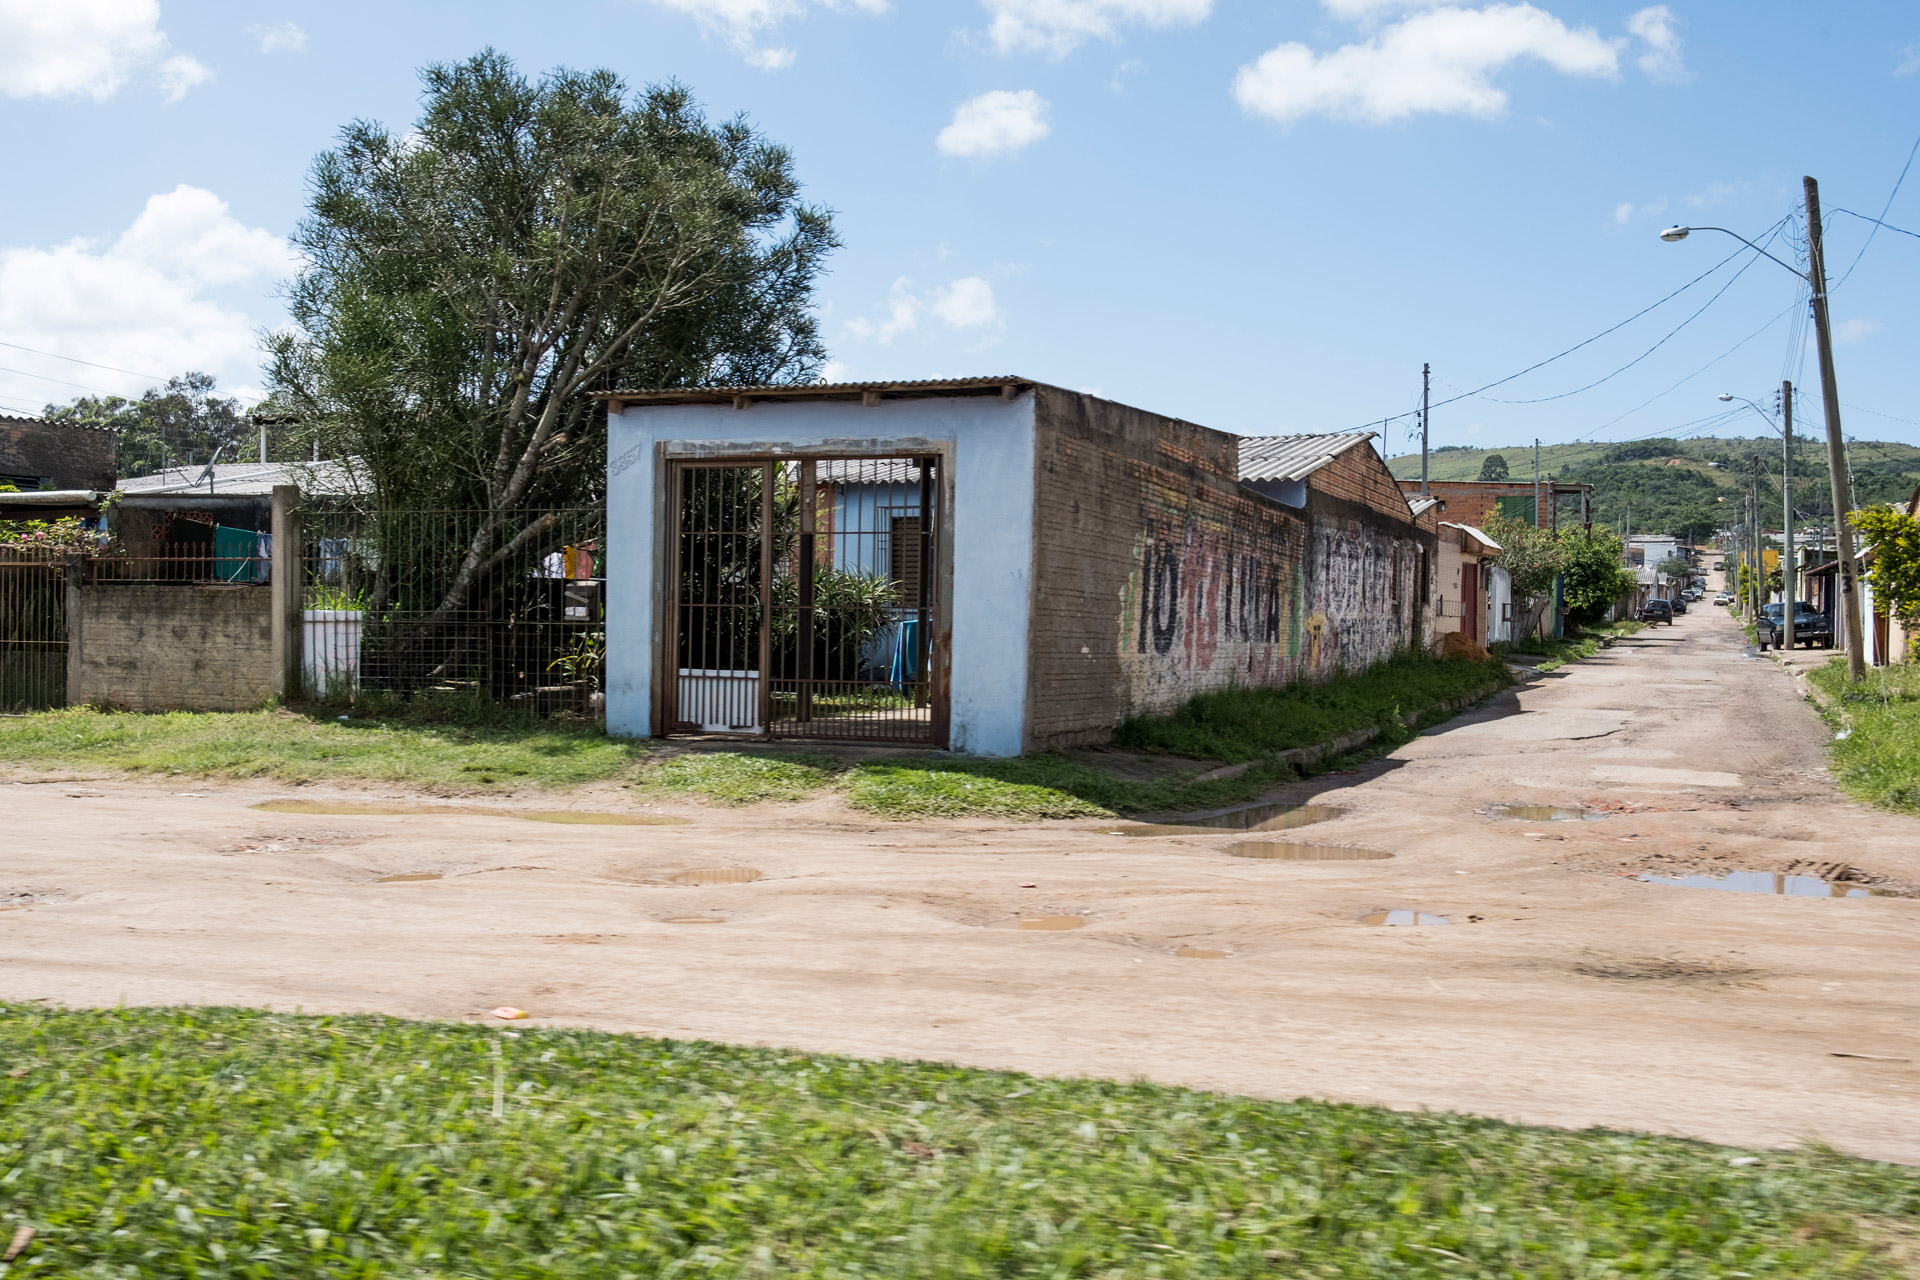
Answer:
top-left (1659, 176), bottom-right (1867, 680)
top-left (1718, 390), bottom-right (1798, 650)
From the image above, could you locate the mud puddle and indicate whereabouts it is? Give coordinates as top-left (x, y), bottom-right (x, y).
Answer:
top-left (1638, 871), bottom-right (1903, 899)
top-left (377, 873), bottom-right (443, 883)
top-left (1493, 805), bottom-right (1602, 822)
top-left (1361, 910), bottom-right (1451, 926)
top-left (1014, 916), bottom-right (1086, 931)
top-left (663, 916), bottom-right (726, 924)
top-left (1229, 842), bottom-right (1390, 861)
top-left (1116, 803), bottom-right (1345, 837)
top-left (1175, 946), bottom-right (1229, 958)
top-left (672, 868), bottom-right (763, 886)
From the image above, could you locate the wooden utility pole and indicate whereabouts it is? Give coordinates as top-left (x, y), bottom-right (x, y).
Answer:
top-left (1420, 363), bottom-right (1431, 495)
top-left (1781, 382), bottom-right (1795, 650)
top-left (1803, 176), bottom-right (1867, 679)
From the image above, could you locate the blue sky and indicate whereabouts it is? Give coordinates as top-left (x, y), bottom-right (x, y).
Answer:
top-left (1, 0), bottom-right (1917, 455)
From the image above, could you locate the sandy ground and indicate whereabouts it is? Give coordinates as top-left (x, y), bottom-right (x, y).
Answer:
top-left (6, 602), bottom-right (1920, 1163)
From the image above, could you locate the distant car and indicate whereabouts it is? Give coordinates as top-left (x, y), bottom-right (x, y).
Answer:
top-left (1755, 601), bottom-right (1833, 650)
top-left (1669, 596), bottom-right (1687, 615)
top-left (1637, 598), bottom-right (1675, 625)
top-left (1713, 560), bottom-right (1725, 570)
top-left (1713, 592), bottom-right (1731, 606)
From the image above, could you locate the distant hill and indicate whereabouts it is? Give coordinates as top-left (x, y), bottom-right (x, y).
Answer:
top-left (1385, 438), bottom-right (1920, 536)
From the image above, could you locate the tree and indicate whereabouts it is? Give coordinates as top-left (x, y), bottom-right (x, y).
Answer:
top-left (1559, 528), bottom-right (1637, 624)
top-left (1656, 555), bottom-right (1691, 582)
top-left (1851, 505), bottom-right (1920, 629)
top-left (1482, 512), bottom-right (1561, 639)
top-left (1478, 453), bottom-right (1509, 481)
top-left (268, 50), bottom-right (837, 631)
top-left (42, 373), bottom-right (248, 478)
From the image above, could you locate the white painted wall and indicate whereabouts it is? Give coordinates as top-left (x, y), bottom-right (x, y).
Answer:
top-left (604, 394), bottom-right (1038, 757)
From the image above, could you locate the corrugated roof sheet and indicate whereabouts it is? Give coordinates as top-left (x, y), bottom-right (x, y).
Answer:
top-left (117, 459), bottom-right (365, 497)
top-left (1235, 431), bottom-right (1378, 483)
top-left (598, 377), bottom-right (1031, 405)
top-left (1440, 521), bottom-right (1503, 553)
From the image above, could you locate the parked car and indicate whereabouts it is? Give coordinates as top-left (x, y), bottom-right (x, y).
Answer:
top-left (1755, 601), bottom-right (1833, 650)
top-left (1669, 596), bottom-right (1687, 615)
top-left (1637, 598), bottom-right (1675, 625)
top-left (1713, 592), bottom-right (1731, 606)
top-left (1713, 560), bottom-right (1725, 570)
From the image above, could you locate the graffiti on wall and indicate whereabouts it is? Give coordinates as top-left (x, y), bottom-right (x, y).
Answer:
top-left (1118, 504), bottom-right (1415, 717)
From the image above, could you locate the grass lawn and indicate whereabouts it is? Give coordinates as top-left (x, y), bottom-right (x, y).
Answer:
top-left (0, 1006), bottom-right (1913, 1278)
top-left (0, 706), bottom-right (642, 790)
top-left (1503, 620), bottom-right (1645, 675)
top-left (1809, 658), bottom-right (1920, 812)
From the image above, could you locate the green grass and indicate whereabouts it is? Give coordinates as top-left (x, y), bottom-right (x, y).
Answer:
top-left (1505, 620), bottom-right (1644, 674)
top-left (1110, 653), bottom-right (1511, 764)
top-left (0, 705), bottom-right (642, 790)
top-left (1809, 658), bottom-right (1920, 812)
top-left (639, 750), bottom-right (843, 804)
top-left (0, 1006), bottom-right (1914, 1278)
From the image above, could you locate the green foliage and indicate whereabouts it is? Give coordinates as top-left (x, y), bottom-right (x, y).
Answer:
top-left (771, 568), bottom-right (896, 681)
top-left (1657, 554), bottom-right (1692, 580)
top-left (1851, 505), bottom-right (1920, 624)
top-left (1114, 653), bottom-right (1509, 764)
top-left (845, 755), bottom-right (1288, 820)
top-left (0, 1006), bottom-right (1914, 1278)
top-left (1599, 437), bottom-right (1684, 464)
top-left (1476, 452), bottom-right (1509, 480)
top-left (0, 707), bottom-right (639, 789)
top-left (1557, 527), bottom-right (1637, 623)
top-left (269, 50), bottom-right (836, 521)
top-left (1481, 513), bottom-right (1560, 604)
top-left (42, 372), bottom-right (249, 479)
top-left (547, 630), bottom-right (607, 690)
top-left (1809, 658), bottom-right (1920, 811)
top-left (0, 515), bottom-right (109, 552)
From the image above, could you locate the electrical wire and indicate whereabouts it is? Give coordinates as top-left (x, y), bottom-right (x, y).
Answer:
top-left (1831, 208), bottom-right (1920, 242)
top-left (1834, 125), bottom-right (1920, 288)
top-left (0, 364), bottom-right (119, 396)
top-left (0, 339), bottom-right (168, 385)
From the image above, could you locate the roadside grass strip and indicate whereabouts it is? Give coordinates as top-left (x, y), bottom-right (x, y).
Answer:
top-left (0, 1007), bottom-right (1913, 1278)
top-left (0, 707), bottom-right (640, 790)
top-left (1809, 658), bottom-right (1920, 812)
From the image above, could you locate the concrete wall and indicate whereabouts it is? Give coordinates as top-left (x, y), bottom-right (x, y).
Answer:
top-left (1024, 387), bottom-right (1428, 752)
top-left (605, 393), bottom-right (1037, 757)
top-left (68, 583), bottom-right (276, 711)
top-left (0, 417), bottom-right (114, 491)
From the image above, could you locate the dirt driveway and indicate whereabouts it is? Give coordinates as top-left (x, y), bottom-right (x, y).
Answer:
top-left (7, 604), bottom-right (1919, 1162)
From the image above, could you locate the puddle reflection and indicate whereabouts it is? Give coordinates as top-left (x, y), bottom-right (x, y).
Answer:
top-left (1493, 805), bottom-right (1601, 822)
top-left (1638, 870), bottom-right (1889, 899)
top-left (377, 872), bottom-right (442, 883)
top-left (1175, 946), bottom-right (1230, 959)
top-left (1229, 842), bottom-right (1390, 861)
top-left (1116, 803), bottom-right (1346, 837)
top-left (1360, 909), bottom-right (1450, 926)
top-left (1014, 916), bottom-right (1086, 931)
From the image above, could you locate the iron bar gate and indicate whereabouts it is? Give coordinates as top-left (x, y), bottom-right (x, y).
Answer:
top-left (0, 548), bottom-right (67, 712)
top-left (667, 455), bottom-right (944, 744)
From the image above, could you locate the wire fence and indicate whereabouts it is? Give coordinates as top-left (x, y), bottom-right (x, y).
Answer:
top-left (300, 506), bottom-right (606, 714)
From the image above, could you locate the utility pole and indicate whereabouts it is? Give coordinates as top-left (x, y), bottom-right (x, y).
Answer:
top-left (1781, 382), bottom-right (1795, 650)
top-left (1803, 175), bottom-right (1867, 679)
top-left (1420, 363), bottom-right (1431, 495)
top-left (1749, 457), bottom-right (1763, 622)
top-left (1532, 438), bottom-right (1541, 529)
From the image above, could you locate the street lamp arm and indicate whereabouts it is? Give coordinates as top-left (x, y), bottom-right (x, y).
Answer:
top-left (1662, 225), bottom-right (1808, 282)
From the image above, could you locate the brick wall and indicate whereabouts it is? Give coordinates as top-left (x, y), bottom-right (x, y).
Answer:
top-left (69, 583), bottom-right (275, 711)
top-left (0, 418), bottom-right (115, 491)
top-left (1397, 479), bottom-right (1550, 529)
top-left (1023, 388), bottom-right (1428, 751)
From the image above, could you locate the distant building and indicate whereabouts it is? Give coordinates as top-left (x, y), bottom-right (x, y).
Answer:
top-left (1395, 477), bottom-right (1593, 531)
top-left (0, 416), bottom-right (116, 521)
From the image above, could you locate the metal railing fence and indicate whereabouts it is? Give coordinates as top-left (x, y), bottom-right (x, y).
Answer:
top-left (0, 547), bottom-right (67, 712)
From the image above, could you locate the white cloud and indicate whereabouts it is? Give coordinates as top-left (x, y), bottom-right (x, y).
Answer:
top-left (1110, 56), bottom-right (1146, 91)
top-left (1626, 5), bottom-right (1688, 83)
top-left (1896, 44), bottom-right (1920, 77)
top-left (982, 0), bottom-right (1211, 57)
top-left (843, 276), bottom-right (1004, 344)
top-left (1835, 317), bottom-right (1882, 345)
top-left (1614, 202), bottom-right (1635, 225)
top-left (249, 21), bottom-right (307, 54)
top-left (1234, 4), bottom-right (1619, 125)
top-left (639, 0), bottom-right (887, 68)
top-left (1684, 180), bottom-right (1743, 209)
top-left (0, 0), bottom-right (211, 103)
top-left (937, 89), bottom-right (1051, 158)
top-left (0, 186), bottom-right (294, 410)
top-left (930, 277), bottom-right (1002, 328)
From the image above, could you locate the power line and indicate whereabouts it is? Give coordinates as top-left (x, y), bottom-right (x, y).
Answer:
top-left (0, 339), bottom-right (169, 385)
top-left (1834, 125), bottom-right (1920, 288)
top-left (0, 363), bottom-right (119, 396)
top-left (1348, 229), bottom-right (1778, 433)
top-left (1830, 208), bottom-right (1920, 243)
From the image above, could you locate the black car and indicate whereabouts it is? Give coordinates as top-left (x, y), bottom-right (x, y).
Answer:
top-left (1637, 598), bottom-right (1675, 625)
top-left (1756, 601), bottom-right (1833, 650)
top-left (1669, 596), bottom-right (1687, 615)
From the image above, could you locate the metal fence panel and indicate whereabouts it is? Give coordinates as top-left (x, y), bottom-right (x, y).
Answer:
top-left (0, 549), bottom-right (67, 712)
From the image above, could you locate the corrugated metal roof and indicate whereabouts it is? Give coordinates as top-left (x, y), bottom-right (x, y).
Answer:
top-left (1440, 521), bottom-right (1503, 553)
top-left (598, 377), bottom-right (1032, 406)
top-left (1407, 496), bottom-right (1441, 517)
top-left (117, 459), bottom-right (364, 497)
top-left (1235, 431), bottom-right (1378, 483)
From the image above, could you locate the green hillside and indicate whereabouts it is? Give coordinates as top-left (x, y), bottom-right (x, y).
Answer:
top-left (1386, 438), bottom-right (1920, 537)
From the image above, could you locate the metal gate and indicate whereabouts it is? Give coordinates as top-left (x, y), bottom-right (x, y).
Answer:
top-left (0, 549), bottom-right (67, 712)
top-left (667, 455), bottom-right (944, 744)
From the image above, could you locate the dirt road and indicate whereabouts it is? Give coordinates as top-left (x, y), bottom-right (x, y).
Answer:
top-left (7, 603), bottom-right (1919, 1161)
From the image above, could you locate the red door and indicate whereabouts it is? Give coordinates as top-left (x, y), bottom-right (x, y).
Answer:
top-left (1461, 560), bottom-right (1480, 643)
